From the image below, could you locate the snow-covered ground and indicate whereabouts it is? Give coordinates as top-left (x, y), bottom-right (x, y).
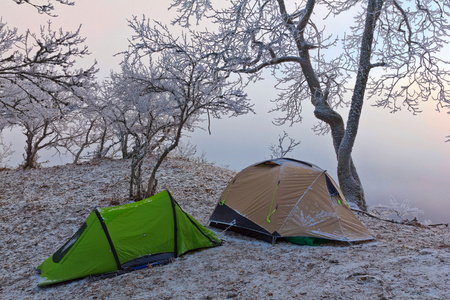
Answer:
top-left (1, 157), bottom-right (449, 299)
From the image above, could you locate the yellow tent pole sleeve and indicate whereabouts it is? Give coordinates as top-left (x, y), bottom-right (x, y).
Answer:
top-left (219, 179), bottom-right (235, 205)
top-left (266, 181), bottom-right (280, 223)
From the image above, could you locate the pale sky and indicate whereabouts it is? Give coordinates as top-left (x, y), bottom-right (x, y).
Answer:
top-left (1, 0), bottom-right (449, 223)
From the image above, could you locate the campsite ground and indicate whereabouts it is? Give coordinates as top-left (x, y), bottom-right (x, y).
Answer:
top-left (1, 157), bottom-right (449, 299)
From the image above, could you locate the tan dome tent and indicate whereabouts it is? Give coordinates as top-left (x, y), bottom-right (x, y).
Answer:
top-left (209, 158), bottom-right (374, 245)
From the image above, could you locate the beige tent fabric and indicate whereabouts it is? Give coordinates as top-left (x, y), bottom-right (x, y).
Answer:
top-left (217, 158), bottom-right (373, 242)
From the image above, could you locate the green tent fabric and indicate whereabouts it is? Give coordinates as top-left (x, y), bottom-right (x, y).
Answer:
top-left (37, 190), bottom-right (221, 286)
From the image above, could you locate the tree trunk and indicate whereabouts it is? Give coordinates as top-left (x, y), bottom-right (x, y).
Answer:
top-left (277, 0), bottom-right (383, 210)
top-left (335, 0), bottom-right (384, 211)
top-left (73, 119), bottom-right (95, 164)
top-left (23, 130), bottom-right (37, 169)
top-left (144, 121), bottom-right (185, 199)
top-left (313, 91), bottom-right (367, 210)
top-left (95, 123), bottom-right (108, 159)
top-left (23, 122), bottom-right (50, 169)
top-left (121, 133), bottom-right (129, 159)
top-left (144, 139), bottom-right (179, 199)
top-left (129, 149), bottom-right (145, 200)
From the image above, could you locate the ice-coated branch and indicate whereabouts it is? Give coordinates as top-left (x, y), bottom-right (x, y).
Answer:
top-left (109, 17), bottom-right (253, 199)
top-left (0, 20), bottom-right (97, 113)
top-left (12, 0), bottom-right (74, 16)
top-left (170, 0), bottom-right (212, 27)
top-left (268, 130), bottom-right (301, 158)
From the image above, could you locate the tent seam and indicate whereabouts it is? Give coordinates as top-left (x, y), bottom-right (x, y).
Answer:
top-left (167, 191), bottom-right (179, 258)
top-left (94, 209), bottom-right (122, 270)
top-left (278, 171), bottom-right (325, 234)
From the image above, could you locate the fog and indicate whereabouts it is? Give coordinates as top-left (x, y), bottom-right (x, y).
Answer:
top-left (186, 76), bottom-right (450, 223)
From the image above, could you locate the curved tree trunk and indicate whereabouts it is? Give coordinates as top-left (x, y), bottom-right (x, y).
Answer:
top-left (144, 121), bottom-right (185, 199)
top-left (277, 0), bottom-right (384, 210)
top-left (335, 0), bottom-right (384, 211)
top-left (314, 96), bottom-right (366, 210)
top-left (22, 120), bottom-right (53, 169)
top-left (23, 131), bottom-right (38, 169)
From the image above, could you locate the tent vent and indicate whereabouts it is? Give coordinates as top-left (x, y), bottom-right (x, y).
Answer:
top-left (325, 175), bottom-right (339, 197)
top-left (52, 222), bottom-right (87, 263)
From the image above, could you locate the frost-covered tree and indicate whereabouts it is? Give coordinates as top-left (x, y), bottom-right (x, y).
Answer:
top-left (54, 103), bottom-right (105, 164)
top-left (1, 78), bottom-right (81, 169)
top-left (105, 66), bottom-right (174, 199)
top-left (0, 20), bottom-right (96, 112)
top-left (370, 196), bottom-right (423, 221)
top-left (269, 131), bottom-right (300, 159)
top-left (0, 19), bottom-right (96, 167)
top-left (115, 17), bottom-right (252, 200)
top-left (53, 85), bottom-right (120, 163)
top-left (12, 0), bottom-right (74, 15)
top-left (0, 132), bottom-right (14, 168)
top-left (50, 80), bottom-right (124, 164)
top-left (170, 0), bottom-right (450, 210)
top-left (99, 75), bottom-right (139, 161)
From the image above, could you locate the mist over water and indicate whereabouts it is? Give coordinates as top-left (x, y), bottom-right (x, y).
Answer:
top-left (186, 80), bottom-right (450, 224)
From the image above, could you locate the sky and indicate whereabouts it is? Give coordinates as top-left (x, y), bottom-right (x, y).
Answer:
top-left (1, 0), bottom-right (449, 223)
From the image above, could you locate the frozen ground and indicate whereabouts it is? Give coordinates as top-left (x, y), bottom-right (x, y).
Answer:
top-left (0, 157), bottom-right (449, 299)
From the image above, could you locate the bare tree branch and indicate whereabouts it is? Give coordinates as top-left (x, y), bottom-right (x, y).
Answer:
top-left (12, 0), bottom-right (74, 16)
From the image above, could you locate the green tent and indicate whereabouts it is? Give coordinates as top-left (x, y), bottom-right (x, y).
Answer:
top-left (37, 190), bottom-right (221, 286)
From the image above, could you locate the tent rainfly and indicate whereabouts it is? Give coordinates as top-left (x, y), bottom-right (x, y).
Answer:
top-left (37, 190), bottom-right (221, 286)
top-left (209, 158), bottom-right (374, 245)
